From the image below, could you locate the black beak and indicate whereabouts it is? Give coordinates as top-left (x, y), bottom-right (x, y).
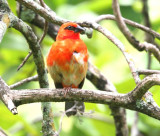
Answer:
top-left (74, 25), bottom-right (85, 33)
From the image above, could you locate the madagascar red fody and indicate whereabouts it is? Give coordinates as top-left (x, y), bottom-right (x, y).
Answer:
top-left (46, 22), bottom-right (88, 116)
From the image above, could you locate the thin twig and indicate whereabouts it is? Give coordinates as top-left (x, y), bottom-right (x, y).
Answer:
top-left (138, 69), bottom-right (160, 75)
top-left (9, 75), bottom-right (38, 89)
top-left (56, 104), bottom-right (77, 135)
top-left (17, 51), bottom-right (32, 71)
top-left (112, 0), bottom-right (160, 64)
top-left (90, 22), bottom-right (141, 84)
top-left (17, 0), bottom-right (49, 71)
top-left (95, 14), bottom-right (160, 42)
top-left (31, 15), bottom-right (57, 40)
top-left (17, 0), bottom-right (160, 63)
top-left (142, 0), bottom-right (154, 69)
top-left (38, 21), bottom-right (48, 44)
top-left (147, 52), bottom-right (152, 69)
top-left (38, 0), bottom-right (48, 44)
top-left (110, 1), bottom-right (153, 66)
top-left (112, 0), bottom-right (144, 51)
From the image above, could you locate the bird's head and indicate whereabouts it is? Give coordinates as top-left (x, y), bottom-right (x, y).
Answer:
top-left (56, 22), bottom-right (85, 41)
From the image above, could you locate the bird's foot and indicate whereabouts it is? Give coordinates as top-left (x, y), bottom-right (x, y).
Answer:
top-left (64, 87), bottom-right (72, 97)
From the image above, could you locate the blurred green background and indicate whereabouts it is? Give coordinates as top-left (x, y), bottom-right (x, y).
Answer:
top-left (0, 0), bottom-right (160, 135)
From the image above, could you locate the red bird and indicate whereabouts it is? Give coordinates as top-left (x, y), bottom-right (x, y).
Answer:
top-left (46, 22), bottom-right (88, 116)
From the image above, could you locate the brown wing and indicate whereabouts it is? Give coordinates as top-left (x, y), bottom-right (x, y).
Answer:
top-left (78, 78), bottom-right (85, 89)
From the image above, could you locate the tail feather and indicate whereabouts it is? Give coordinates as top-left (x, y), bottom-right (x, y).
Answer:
top-left (54, 81), bottom-right (85, 117)
top-left (65, 101), bottom-right (85, 117)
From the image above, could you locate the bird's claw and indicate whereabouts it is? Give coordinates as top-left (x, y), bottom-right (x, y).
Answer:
top-left (64, 87), bottom-right (72, 97)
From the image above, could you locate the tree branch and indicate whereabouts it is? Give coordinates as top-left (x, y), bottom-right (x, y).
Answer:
top-left (17, 0), bottom-right (160, 64)
top-left (87, 62), bottom-right (128, 136)
top-left (0, 77), bottom-right (17, 114)
top-left (2, 73), bottom-right (160, 121)
top-left (17, 51), bottom-right (32, 71)
top-left (17, 0), bottom-right (160, 42)
top-left (0, 14), bottom-right (9, 43)
top-left (9, 75), bottom-right (38, 89)
top-left (88, 22), bottom-right (141, 84)
top-left (95, 14), bottom-right (160, 42)
top-left (0, 0), bottom-right (11, 43)
top-left (3, 2), bottom-right (56, 135)
top-left (9, 62), bottom-right (129, 135)
top-left (112, 0), bottom-right (160, 63)
top-left (16, 0), bottom-right (67, 25)
top-left (4, 73), bottom-right (159, 120)
top-left (127, 74), bottom-right (160, 101)
top-left (1, 0), bottom-right (160, 135)
top-left (9, 68), bottom-right (160, 90)
top-left (138, 69), bottom-right (160, 75)
top-left (142, 0), bottom-right (154, 69)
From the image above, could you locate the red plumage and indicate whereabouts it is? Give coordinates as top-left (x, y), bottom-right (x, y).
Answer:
top-left (46, 22), bottom-right (88, 116)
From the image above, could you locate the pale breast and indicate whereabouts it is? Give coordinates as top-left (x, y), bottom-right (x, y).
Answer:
top-left (47, 51), bottom-right (88, 87)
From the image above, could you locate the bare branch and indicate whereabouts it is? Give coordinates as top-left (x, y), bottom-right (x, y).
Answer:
top-left (9, 75), bottom-right (38, 89)
top-left (38, 21), bottom-right (48, 43)
top-left (10, 89), bottom-right (124, 111)
top-left (56, 103), bottom-right (78, 135)
top-left (112, 0), bottom-right (160, 63)
top-left (38, 0), bottom-right (48, 44)
top-left (0, 14), bottom-right (9, 43)
top-left (16, 0), bottom-right (67, 25)
top-left (142, 42), bottom-right (160, 61)
top-left (112, 0), bottom-right (144, 51)
top-left (88, 22), bottom-right (141, 84)
top-left (0, 77), bottom-right (17, 114)
top-left (31, 15), bottom-right (57, 40)
top-left (6, 74), bottom-right (160, 120)
top-left (12, 16), bottom-right (48, 86)
top-left (87, 62), bottom-right (128, 136)
top-left (87, 62), bottom-right (117, 92)
top-left (1, 73), bottom-right (160, 120)
top-left (9, 62), bottom-right (128, 135)
top-left (138, 69), bottom-right (160, 75)
top-left (17, 51), bottom-right (32, 71)
top-left (17, 0), bottom-right (49, 71)
top-left (95, 14), bottom-right (160, 42)
top-left (127, 74), bottom-right (160, 101)
top-left (6, 6), bottom-right (56, 136)
top-left (16, 0), bottom-right (160, 64)
top-left (0, 0), bottom-right (11, 43)
top-left (1, 1), bottom-right (160, 135)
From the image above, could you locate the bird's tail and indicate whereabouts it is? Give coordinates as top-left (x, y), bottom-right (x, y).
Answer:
top-left (65, 101), bottom-right (85, 117)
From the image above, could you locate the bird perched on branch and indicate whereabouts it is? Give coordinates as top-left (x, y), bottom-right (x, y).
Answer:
top-left (46, 22), bottom-right (88, 116)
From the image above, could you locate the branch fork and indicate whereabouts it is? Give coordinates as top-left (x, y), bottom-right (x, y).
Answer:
top-left (0, 77), bottom-right (17, 114)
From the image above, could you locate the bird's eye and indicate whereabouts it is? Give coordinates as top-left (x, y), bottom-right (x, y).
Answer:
top-left (68, 26), bottom-right (72, 29)
top-left (65, 25), bottom-right (75, 30)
